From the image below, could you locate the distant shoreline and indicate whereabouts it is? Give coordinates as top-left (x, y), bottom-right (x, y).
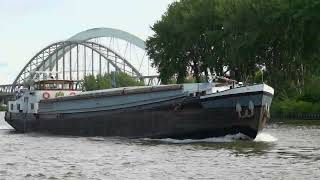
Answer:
top-left (272, 113), bottom-right (320, 121)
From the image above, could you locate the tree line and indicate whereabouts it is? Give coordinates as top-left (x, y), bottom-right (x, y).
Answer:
top-left (83, 72), bottom-right (144, 91)
top-left (82, 0), bottom-right (319, 115)
top-left (146, 0), bottom-right (320, 99)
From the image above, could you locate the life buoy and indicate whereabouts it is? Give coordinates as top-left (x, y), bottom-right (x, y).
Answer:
top-left (69, 92), bottom-right (76, 96)
top-left (43, 92), bottom-right (50, 100)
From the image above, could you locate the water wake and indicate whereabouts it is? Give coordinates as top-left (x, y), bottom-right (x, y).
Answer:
top-left (144, 133), bottom-right (251, 144)
top-left (0, 126), bottom-right (13, 130)
top-left (145, 133), bottom-right (278, 144)
top-left (254, 132), bottom-right (278, 142)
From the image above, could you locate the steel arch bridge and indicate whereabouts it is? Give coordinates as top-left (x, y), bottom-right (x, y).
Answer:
top-left (0, 28), bottom-right (159, 93)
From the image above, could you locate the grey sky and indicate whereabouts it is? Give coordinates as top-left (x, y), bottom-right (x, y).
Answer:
top-left (0, 0), bottom-right (174, 84)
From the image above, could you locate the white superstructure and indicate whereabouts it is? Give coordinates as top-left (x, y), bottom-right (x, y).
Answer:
top-left (8, 80), bottom-right (81, 114)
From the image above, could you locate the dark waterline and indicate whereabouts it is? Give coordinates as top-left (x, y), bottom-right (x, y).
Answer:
top-left (1, 112), bottom-right (320, 179)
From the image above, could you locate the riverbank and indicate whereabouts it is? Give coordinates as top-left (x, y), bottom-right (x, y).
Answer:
top-left (270, 119), bottom-right (320, 126)
top-left (271, 96), bottom-right (320, 120)
top-left (272, 113), bottom-right (320, 121)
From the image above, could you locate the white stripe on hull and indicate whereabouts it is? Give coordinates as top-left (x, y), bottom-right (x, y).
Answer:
top-left (201, 84), bottom-right (274, 99)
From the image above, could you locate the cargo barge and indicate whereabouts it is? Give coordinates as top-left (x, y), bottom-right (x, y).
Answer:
top-left (5, 80), bottom-right (274, 139)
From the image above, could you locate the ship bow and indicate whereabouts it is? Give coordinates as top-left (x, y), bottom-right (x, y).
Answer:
top-left (200, 84), bottom-right (274, 139)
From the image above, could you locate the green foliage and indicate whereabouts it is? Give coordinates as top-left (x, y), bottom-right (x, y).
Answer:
top-left (296, 77), bottom-right (320, 103)
top-left (96, 74), bottom-right (112, 90)
top-left (83, 75), bottom-right (99, 91)
top-left (146, 0), bottom-right (224, 84)
top-left (147, 0), bottom-right (320, 92)
top-left (148, 0), bottom-right (320, 114)
top-left (0, 105), bottom-right (7, 112)
top-left (83, 72), bottom-right (144, 91)
top-left (272, 77), bottom-right (320, 115)
top-left (163, 76), bottom-right (208, 84)
top-left (272, 99), bottom-right (320, 115)
top-left (253, 70), bottom-right (264, 84)
top-left (112, 72), bottom-right (145, 87)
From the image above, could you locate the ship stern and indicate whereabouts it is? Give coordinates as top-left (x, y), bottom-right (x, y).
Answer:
top-left (5, 112), bottom-right (38, 133)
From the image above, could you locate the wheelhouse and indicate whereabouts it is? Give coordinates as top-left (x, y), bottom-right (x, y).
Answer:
top-left (8, 80), bottom-right (82, 114)
top-left (34, 80), bottom-right (81, 91)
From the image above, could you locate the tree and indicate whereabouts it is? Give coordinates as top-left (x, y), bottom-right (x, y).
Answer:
top-left (83, 72), bottom-right (144, 91)
top-left (147, 0), bottom-right (320, 96)
top-left (224, 0), bottom-right (320, 94)
top-left (111, 72), bottom-right (145, 88)
top-left (83, 75), bottom-right (98, 91)
top-left (146, 0), bottom-right (225, 84)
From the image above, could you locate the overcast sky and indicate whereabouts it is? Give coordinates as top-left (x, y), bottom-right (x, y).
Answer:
top-left (0, 0), bottom-right (174, 84)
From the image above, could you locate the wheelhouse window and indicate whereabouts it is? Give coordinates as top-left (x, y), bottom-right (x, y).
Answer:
top-left (56, 83), bottom-right (63, 90)
top-left (10, 104), bottom-right (13, 110)
top-left (17, 104), bottom-right (20, 110)
top-left (34, 80), bottom-right (80, 91)
top-left (63, 83), bottom-right (70, 90)
top-left (30, 103), bottom-right (34, 110)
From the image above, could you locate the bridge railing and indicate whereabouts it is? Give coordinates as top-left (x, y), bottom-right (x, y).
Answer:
top-left (0, 75), bottom-right (160, 94)
top-left (0, 84), bottom-right (14, 93)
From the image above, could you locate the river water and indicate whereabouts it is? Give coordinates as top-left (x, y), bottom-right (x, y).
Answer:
top-left (0, 112), bottom-right (319, 180)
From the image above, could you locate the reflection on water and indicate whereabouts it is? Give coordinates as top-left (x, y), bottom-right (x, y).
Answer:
top-left (1, 112), bottom-right (320, 179)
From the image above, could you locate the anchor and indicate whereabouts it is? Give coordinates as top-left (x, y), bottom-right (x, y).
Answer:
top-left (236, 101), bottom-right (255, 119)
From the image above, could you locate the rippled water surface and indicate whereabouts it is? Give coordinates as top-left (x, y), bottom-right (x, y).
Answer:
top-left (1, 112), bottom-right (320, 180)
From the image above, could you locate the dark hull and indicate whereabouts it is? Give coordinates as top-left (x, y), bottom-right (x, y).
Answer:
top-left (5, 92), bottom-right (273, 139)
